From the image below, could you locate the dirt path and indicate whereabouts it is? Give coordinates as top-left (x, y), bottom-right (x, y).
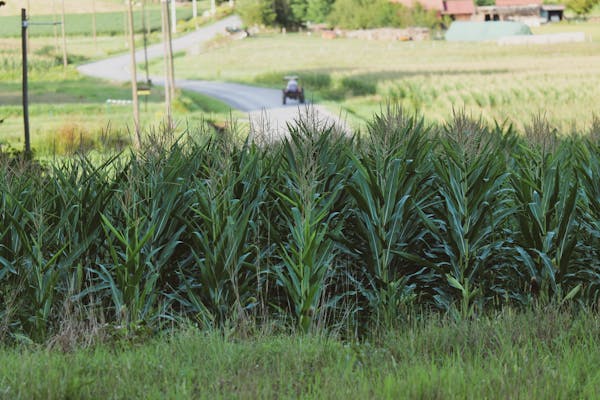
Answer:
top-left (77, 15), bottom-right (347, 139)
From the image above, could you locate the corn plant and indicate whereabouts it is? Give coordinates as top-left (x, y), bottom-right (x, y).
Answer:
top-left (173, 139), bottom-right (265, 327)
top-left (510, 140), bottom-right (580, 300)
top-left (273, 120), bottom-right (349, 332)
top-left (346, 108), bottom-right (435, 326)
top-left (575, 139), bottom-right (600, 302)
top-left (424, 115), bottom-right (515, 317)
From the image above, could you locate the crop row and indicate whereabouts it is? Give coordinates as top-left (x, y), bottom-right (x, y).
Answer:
top-left (1, 108), bottom-right (600, 342)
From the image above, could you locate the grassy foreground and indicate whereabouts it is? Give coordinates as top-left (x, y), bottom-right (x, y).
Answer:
top-left (1, 308), bottom-right (599, 399)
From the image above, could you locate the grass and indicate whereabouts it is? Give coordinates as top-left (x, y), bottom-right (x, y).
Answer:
top-left (1, 308), bottom-right (599, 398)
top-left (0, 69), bottom-right (232, 155)
top-left (0, 7), bottom-right (195, 37)
top-left (0, 33), bottom-right (233, 155)
top-left (156, 21), bottom-right (600, 129)
top-left (0, 0), bottom-right (128, 15)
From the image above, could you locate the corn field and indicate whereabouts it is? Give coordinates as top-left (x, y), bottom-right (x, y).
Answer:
top-left (1, 108), bottom-right (600, 342)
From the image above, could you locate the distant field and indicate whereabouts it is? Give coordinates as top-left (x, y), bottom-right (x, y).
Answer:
top-left (0, 32), bottom-right (232, 155)
top-left (0, 0), bottom-right (126, 15)
top-left (159, 21), bottom-right (600, 128)
top-left (0, 7), bottom-right (194, 37)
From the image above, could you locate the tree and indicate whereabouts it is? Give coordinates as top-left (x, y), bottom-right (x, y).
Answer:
top-left (237, 0), bottom-right (276, 26)
top-left (306, 0), bottom-right (334, 23)
top-left (566, 0), bottom-right (599, 15)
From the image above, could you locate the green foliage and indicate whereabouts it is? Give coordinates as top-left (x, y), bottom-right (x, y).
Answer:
top-left (306, 0), bottom-right (335, 22)
top-left (238, 0), bottom-right (277, 26)
top-left (566, 0), bottom-right (599, 15)
top-left (2, 110), bottom-right (600, 343)
top-left (328, 0), bottom-right (403, 29)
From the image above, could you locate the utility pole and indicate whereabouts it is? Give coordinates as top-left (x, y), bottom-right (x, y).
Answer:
top-left (52, 0), bottom-right (59, 54)
top-left (211, 0), bottom-right (216, 16)
top-left (170, 0), bottom-right (176, 34)
top-left (167, 1), bottom-right (175, 102)
top-left (126, 0), bottom-right (141, 148)
top-left (161, 0), bottom-right (173, 127)
top-left (21, 9), bottom-right (31, 155)
top-left (142, 0), bottom-right (150, 83)
top-left (26, 0), bottom-right (30, 51)
top-left (60, 0), bottom-right (67, 69)
top-left (192, 0), bottom-right (198, 29)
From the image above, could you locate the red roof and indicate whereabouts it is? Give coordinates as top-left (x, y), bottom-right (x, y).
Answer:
top-left (442, 0), bottom-right (475, 14)
top-left (495, 0), bottom-right (541, 6)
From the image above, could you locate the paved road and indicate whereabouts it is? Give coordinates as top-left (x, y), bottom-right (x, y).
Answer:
top-left (78, 15), bottom-right (346, 138)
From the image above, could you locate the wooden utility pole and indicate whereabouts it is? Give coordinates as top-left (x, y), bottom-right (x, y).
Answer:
top-left (52, 0), bottom-right (59, 54)
top-left (21, 9), bottom-right (31, 154)
top-left (192, 0), bottom-right (198, 29)
top-left (26, 0), bottom-right (30, 50)
top-left (126, 0), bottom-right (141, 147)
top-left (170, 0), bottom-right (176, 34)
top-left (60, 0), bottom-right (67, 69)
top-left (161, 0), bottom-right (173, 126)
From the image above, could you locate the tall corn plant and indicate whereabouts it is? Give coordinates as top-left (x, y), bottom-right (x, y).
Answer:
top-left (346, 108), bottom-right (435, 327)
top-left (174, 137), bottom-right (265, 327)
top-left (0, 162), bottom-right (76, 341)
top-left (425, 114), bottom-right (515, 317)
top-left (510, 136), bottom-right (580, 301)
top-left (273, 119), bottom-right (349, 333)
top-left (574, 139), bottom-right (600, 302)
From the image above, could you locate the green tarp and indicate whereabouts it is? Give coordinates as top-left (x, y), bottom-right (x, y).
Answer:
top-left (445, 21), bottom-right (532, 42)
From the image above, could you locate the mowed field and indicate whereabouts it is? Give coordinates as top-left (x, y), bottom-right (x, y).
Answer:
top-left (159, 21), bottom-right (600, 129)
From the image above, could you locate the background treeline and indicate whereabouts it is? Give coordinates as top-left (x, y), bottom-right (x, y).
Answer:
top-left (237, 0), bottom-right (440, 29)
top-left (1, 108), bottom-right (600, 343)
top-left (236, 0), bottom-right (600, 29)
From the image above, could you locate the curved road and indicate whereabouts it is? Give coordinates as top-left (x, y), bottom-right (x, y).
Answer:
top-left (78, 15), bottom-right (346, 138)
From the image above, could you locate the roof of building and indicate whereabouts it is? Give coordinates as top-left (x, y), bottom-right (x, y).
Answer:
top-left (442, 0), bottom-right (475, 15)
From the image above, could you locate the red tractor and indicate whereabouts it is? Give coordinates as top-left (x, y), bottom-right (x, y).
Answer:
top-left (282, 76), bottom-right (305, 105)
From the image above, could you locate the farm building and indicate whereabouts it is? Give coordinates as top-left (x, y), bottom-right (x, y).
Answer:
top-left (475, 0), bottom-right (565, 25)
top-left (442, 0), bottom-right (476, 20)
top-left (391, 0), bottom-right (565, 25)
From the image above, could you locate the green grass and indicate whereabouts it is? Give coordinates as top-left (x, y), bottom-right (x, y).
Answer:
top-left (1, 309), bottom-right (599, 399)
top-left (156, 23), bottom-right (600, 128)
top-left (0, 34), bottom-right (233, 155)
top-left (0, 8), bottom-right (194, 37)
